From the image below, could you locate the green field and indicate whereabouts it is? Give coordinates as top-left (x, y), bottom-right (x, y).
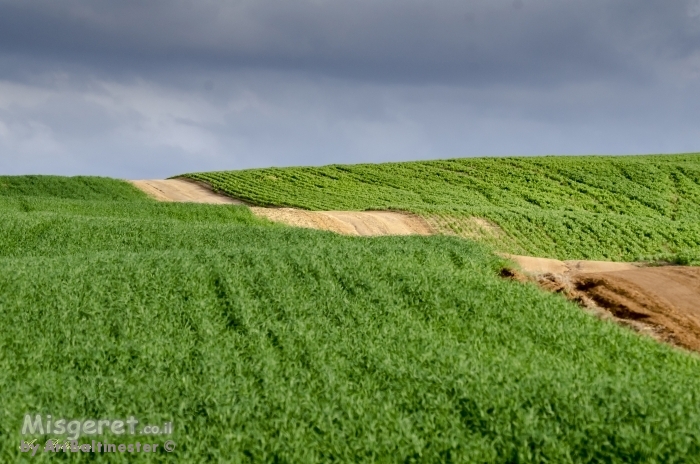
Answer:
top-left (1, 174), bottom-right (700, 462)
top-left (183, 153), bottom-right (700, 264)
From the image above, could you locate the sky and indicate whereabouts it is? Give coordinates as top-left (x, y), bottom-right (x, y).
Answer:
top-left (1, 0), bottom-right (700, 178)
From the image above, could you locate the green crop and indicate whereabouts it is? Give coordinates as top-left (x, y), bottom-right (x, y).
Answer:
top-left (183, 153), bottom-right (700, 263)
top-left (1, 175), bottom-right (700, 462)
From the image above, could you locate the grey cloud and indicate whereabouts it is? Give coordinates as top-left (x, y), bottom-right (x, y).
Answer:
top-left (0, 0), bottom-right (698, 86)
top-left (2, 67), bottom-right (699, 178)
top-left (1, 1), bottom-right (700, 178)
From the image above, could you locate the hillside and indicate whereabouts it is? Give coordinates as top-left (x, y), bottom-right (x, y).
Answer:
top-left (2, 175), bottom-right (700, 462)
top-left (182, 153), bottom-right (700, 264)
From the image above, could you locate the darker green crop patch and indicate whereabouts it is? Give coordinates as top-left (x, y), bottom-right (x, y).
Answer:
top-left (183, 153), bottom-right (700, 262)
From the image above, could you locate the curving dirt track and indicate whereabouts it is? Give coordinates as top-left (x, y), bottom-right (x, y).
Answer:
top-left (250, 207), bottom-right (433, 236)
top-left (132, 179), bottom-right (432, 236)
top-left (130, 179), bottom-right (247, 205)
top-left (507, 255), bottom-right (640, 275)
top-left (131, 178), bottom-right (700, 352)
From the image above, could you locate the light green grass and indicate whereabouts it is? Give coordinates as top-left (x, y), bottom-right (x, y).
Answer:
top-left (1, 175), bottom-right (700, 462)
top-left (183, 153), bottom-right (700, 263)
top-left (0, 175), bottom-right (149, 201)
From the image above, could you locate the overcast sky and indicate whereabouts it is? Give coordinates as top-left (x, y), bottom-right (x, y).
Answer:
top-left (1, 0), bottom-right (699, 178)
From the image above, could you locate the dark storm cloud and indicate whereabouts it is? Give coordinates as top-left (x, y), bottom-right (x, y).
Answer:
top-left (1, 1), bottom-right (700, 178)
top-left (0, 0), bottom-right (698, 86)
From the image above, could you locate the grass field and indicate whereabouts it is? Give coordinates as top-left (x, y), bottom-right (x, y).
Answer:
top-left (183, 153), bottom-right (700, 264)
top-left (1, 175), bottom-right (700, 462)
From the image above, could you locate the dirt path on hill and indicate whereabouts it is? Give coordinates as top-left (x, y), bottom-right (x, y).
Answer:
top-left (506, 255), bottom-right (641, 275)
top-left (130, 178), bottom-right (700, 352)
top-left (130, 179), bottom-right (247, 205)
top-left (249, 207), bottom-right (433, 236)
top-left (131, 179), bottom-right (432, 236)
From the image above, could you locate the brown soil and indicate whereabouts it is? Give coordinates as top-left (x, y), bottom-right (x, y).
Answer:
top-left (130, 178), bottom-right (700, 352)
top-left (507, 255), bottom-right (700, 352)
top-left (507, 254), bottom-right (640, 275)
top-left (130, 179), bottom-right (246, 205)
top-left (251, 208), bottom-right (433, 236)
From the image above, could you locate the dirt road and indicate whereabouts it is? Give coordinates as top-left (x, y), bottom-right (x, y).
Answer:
top-left (130, 179), bottom-right (246, 205)
top-left (132, 179), bottom-right (432, 236)
top-left (249, 207), bottom-right (433, 236)
top-left (507, 255), bottom-right (640, 275)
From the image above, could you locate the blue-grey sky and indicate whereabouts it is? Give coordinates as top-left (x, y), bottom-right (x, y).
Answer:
top-left (1, 0), bottom-right (699, 178)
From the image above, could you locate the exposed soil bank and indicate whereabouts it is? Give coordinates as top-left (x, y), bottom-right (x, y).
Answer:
top-left (508, 256), bottom-right (700, 353)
